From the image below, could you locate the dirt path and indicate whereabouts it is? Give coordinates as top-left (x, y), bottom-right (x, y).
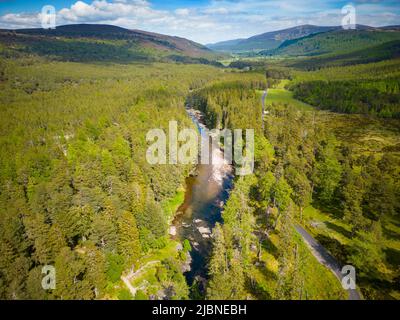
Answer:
top-left (121, 260), bottom-right (160, 298)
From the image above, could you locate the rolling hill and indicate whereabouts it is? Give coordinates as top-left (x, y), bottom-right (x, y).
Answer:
top-left (289, 40), bottom-right (400, 70)
top-left (207, 25), bottom-right (340, 52)
top-left (208, 24), bottom-right (400, 54)
top-left (262, 28), bottom-right (400, 57)
top-left (0, 24), bottom-right (221, 64)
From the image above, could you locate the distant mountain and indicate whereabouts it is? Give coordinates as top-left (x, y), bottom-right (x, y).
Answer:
top-left (5, 24), bottom-right (214, 58)
top-left (0, 24), bottom-right (221, 64)
top-left (379, 25), bottom-right (400, 31)
top-left (207, 25), bottom-right (340, 52)
top-left (207, 24), bottom-right (398, 53)
top-left (289, 40), bottom-right (400, 70)
top-left (206, 38), bottom-right (245, 51)
top-left (261, 28), bottom-right (400, 57)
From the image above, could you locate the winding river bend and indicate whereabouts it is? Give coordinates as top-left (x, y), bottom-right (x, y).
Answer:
top-left (171, 107), bottom-right (234, 289)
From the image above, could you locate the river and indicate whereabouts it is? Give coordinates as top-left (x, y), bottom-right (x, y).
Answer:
top-left (170, 107), bottom-right (234, 293)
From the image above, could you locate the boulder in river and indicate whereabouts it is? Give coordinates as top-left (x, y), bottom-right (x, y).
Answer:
top-left (169, 226), bottom-right (177, 236)
top-left (197, 226), bottom-right (212, 238)
top-left (197, 226), bottom-right (211, 235)
top-left (181, 252), bottom-right (192, 273)
top-left (192, 241), bottom-right (200, 250)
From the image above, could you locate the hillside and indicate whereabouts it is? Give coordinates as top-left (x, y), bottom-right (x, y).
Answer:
top-left (207, 25), bottom-right (340, 52)
top-left (289, 40), bottom-right (400, 70)
top-left (262, 29), bottom-right (400, 57)
top-left (0, 24), bottom-right (220, 64)
top-left (0, 19), bottom-right (399, 302)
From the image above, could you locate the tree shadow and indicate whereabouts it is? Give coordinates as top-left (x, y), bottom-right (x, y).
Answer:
top-left (382, 224), bottom-right (400, 241)
top-left (384, 247), bottom-right (400, 269)
top-left (390, 219), bottom-right (400, 228)
top-left (246, 259), bottom-right (277, 300)
top-left (261, 235), bottom-right (279, 258)
top-left (249, 184), bottom-right (261, 203)
top-left (311, 200), bottom-right (344, 220)
top-left (325, 221), bottom-right (352, 239)
top-left (245, 272), bottom-right (273, 300)
top-left (358, 274), bottom-right (397, 300)
top-left (315, 234), bottom-right (350, 265)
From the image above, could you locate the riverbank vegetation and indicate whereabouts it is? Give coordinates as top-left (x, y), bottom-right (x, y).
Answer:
top-left (193, 55), bottom-right (399, 299)
top-left (0, 26), bottom-right (399, 300)
top-left (0, 50), bottom-right (227, 299)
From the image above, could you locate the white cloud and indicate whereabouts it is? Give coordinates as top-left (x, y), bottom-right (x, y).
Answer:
top-left (175, 8), bottom-right (190, 16)
top-left (0, 0), bottom-right (399, 44)
top-left (203, 7), bottom-right (229, 15)
top-left (0, 13), bottom-right (41, 29)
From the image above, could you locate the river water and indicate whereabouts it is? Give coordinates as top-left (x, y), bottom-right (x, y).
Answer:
top-left (170, 107), bottom-right (234, 290)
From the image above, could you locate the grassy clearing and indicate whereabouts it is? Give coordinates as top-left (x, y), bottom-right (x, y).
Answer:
top-left (265, 88), bottom-right (314, 111)
top-left (139, 240), bottom-right (181, 266)
top-left (302, 206), bottom-right (352, 246)
top-left (162, 187), bottom-right (186, 221)
top-left (316, 112), bottom-right (400, 155)
top-left (272, 81), bottom-right (400, 156)
top-left (110, 240), bottom-right (184, 300)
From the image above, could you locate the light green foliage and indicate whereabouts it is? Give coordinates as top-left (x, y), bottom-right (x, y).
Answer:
top-left (0, 28), bottom-right (399, 301)
top-left (205, 62), bottom-right (399, 299)
top-left (266, 30), bottom-right (400, 57)
top-left (0, 53), bottom-right (227, 299)
top-left (313, 138), bottom-right (342, 204)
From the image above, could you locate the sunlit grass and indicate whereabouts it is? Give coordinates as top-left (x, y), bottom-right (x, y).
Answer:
top-left (263, 88), bottom-right (314, 111)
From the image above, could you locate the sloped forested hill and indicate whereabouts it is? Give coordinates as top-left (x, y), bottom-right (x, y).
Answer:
top-left (262, 29), bottom-right (400, 57)
top-left (0, 24), bottom-right (222, 65)
top-left (0, 50), bottom-right (225, 299)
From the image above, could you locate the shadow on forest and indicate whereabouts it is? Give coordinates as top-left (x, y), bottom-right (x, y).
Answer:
top-left (384, 247), bottom-right (400, 269)
top-left (382, 224), bottom-right (400, 240)
top-left (261, 235), bottom-right (279, 258)
top-left (315, 234), bottom-right (350, 265)
top-left (390, 219), bottom-right (400, 228)
top-left (245, 262), bottom-right (276, 300)
top-left (358, 274), bottom-right (397, 299)
top-left (311, 200), bottom-right (344, 220)
top-left (325, 221), bottom-right (352, 239)
top-left (257, 262), bottom-right (277, 282)
top-left (246, 274), bottom-right (273, 300)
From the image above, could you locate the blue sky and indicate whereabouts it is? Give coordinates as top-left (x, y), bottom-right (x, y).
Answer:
top-left (0, 0), bottom-right (399, 43)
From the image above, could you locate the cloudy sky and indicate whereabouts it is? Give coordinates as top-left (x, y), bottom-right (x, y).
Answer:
top-left (0, 0), bottom-right (399, 44)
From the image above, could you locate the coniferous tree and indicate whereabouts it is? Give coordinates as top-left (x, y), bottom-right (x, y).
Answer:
top-left (117, 211), bottom-right (140, 265)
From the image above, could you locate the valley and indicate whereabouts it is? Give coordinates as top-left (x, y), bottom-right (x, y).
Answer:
top-left (0, 21), bottom-right (399, 301)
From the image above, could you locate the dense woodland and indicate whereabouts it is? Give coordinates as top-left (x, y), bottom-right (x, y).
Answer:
top-left (261, 29), bottom-right (400, 57)
top-left (186, 77), bottom-right (399, 299)
top-left (291, 79), bottom-right (400, 118)
top-left (0, 49), bottom-right (227, 299)
top-left (0, 24), bottom-right (399, 300)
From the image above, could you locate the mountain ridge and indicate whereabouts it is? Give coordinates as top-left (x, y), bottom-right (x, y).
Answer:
top-left (207, 24), bottom-right (400, 53)
top-left (261, 28), bottom-right (400, 57)
top-left (0, 23), bottom-right (215, 59)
